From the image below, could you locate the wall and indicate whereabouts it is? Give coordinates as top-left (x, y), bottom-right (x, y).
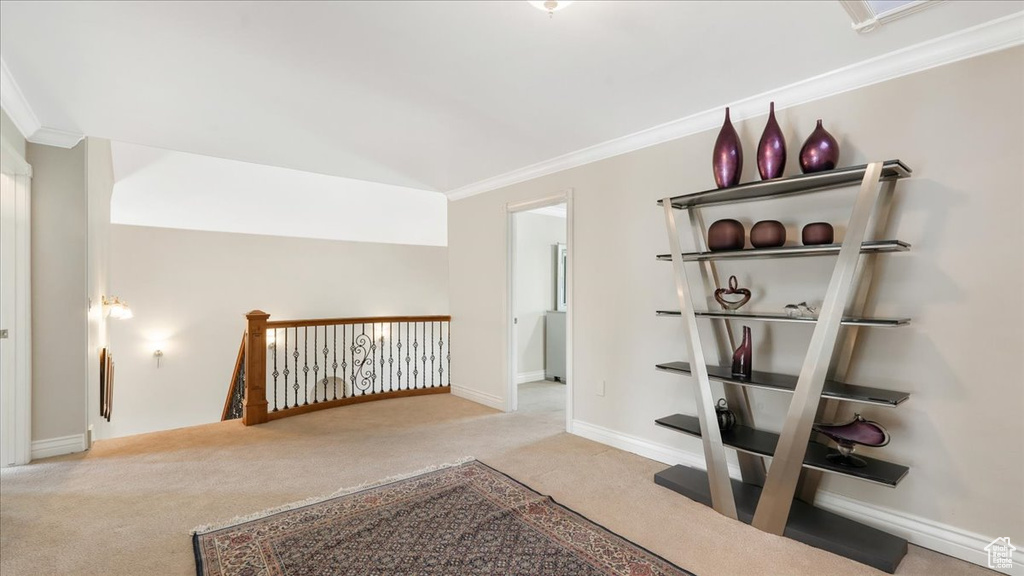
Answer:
top-left (514, 211), bottom-right (565, 381)
top-left (449, 47), bottom-right (1023, 556)
top-left (26, 141), bottom-right (88, 445)
top-left (1, 108), bottom-right (26, 157)
top-left (86, 138), bottom-right (114, 442)
top-left (105, 225), bottom-right (449, 439)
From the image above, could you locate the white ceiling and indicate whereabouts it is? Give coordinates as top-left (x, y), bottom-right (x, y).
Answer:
top-left (110, 141), bottom-right (447, 246)
top-left (1, 1), bottom-right (1022, 194)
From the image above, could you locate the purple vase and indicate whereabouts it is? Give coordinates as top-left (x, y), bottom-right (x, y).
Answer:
top-left (712, 107), bottom-right (742, 188)
top-left (799, 119), bottom-right (840, 173)
top-left (731, 326), bottom-right (752, 380)
top-left (757, 102), bottom-right (786, 180)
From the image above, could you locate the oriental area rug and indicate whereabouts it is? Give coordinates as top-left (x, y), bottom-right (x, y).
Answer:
top-left (192, 459), bottom-right (692, 576)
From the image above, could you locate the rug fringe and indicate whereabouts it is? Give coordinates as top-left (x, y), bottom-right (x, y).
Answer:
top-left (190, 456), bottom-right (476, 535)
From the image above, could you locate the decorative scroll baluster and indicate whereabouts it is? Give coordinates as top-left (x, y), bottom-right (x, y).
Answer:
top-left (447, 322), bottom-right (451, 386)
top-left (413, 325), bottom-right (419, 389)
top-left (312, 326), bottom-right (319, 403)
top-left (302, 326), bottom-right (310, 405)
top-left (388, 323), bottom-right (395, 392)
top-left (421, 322), bottom-right (428, 389)
top-left (332, 325), bottom-right (339, 400)
top-left (431, 322), bottom-right (436, 388)
top-left (438, 323), bottom-right (445, 388)
top-left (371, 323), bottom-right (377, 394)
top-left (341, 325), bottom-right (348, 398)
top-left (396, 325), bottom-right (404, 391)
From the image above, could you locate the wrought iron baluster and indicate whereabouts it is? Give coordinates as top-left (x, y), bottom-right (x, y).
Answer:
top-left (406, 322), bottom-right (411, 390)
top-left (292, 327), bottom-right (300, 407)
top-left (271, 328), bottom-right (279, 411)
top-left (388, 322), bottom-right (394, 392)
top-left (447, 321), bottom-right (451, 386)
top-left (413, 322), bottom-right (419, 389)
top-left (431, 322), bottom-right (436, 388)
top-left (312, 325), bottom-right (320, 403)
top-left (331, 325), bottom-right (338, 401)
top-left (371, 323), bottom-right (378, 394)
top-left (302, 326), bottom-right (310, 405)
top-left (341, 324), bottom-right (348, 398)
top-left (396, 323), bottom-right (404, 391)
top-left (322, 325), bottom-right (330, 401)
top-left (421, 322), bottom-right (427, 389)
top-left (283, 328), bottom-right (290, 409)
top-left (379, 329), bottom-right (386, 394)
top-left (437, 322), bottom-right (444, 388)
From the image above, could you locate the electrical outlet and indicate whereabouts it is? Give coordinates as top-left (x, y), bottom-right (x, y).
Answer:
top-left (597, 380), bottom-right (606, 397)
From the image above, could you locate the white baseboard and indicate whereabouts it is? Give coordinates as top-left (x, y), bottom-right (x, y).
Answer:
top-left (570, 419), bottom-right (1022, 575)
top-left (30, 434), bottom-right (87, 461)
top-left (516, 370), bottom-right (547, 385)
top-left (450, 385), bottom-right (505, 411)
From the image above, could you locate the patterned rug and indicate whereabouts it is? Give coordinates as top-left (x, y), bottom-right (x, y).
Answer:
top-left (192, 459), bottom-right (692, 576)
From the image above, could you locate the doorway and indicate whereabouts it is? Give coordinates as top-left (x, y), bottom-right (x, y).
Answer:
top-left (506, 191), bottom-right (572, 431)
top-left (0, 138), bottom-right (32, 467)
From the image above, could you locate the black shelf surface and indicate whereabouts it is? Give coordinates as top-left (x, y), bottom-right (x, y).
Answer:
top-left (654, 464), bottom-right (908, 573)
top-left (656, 240), bottom-right (910, 262)
top-left (656, 159), bottom-right (912, 209)
top-left (655, 413), bottom-right (909, 486)
top-left (656, 310), bottom-right (910, 327)
top-left (656, 361), bottom-right (909, 407)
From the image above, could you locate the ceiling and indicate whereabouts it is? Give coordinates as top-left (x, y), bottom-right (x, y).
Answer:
top-left (110, 141), bottom-right (447, 246)
top-left (1, 1), bottom-right (1021, 194)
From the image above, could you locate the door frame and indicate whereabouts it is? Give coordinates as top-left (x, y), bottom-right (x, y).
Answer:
top-left (0, 135), bottom-right (32, 467)
top-left (505, 189), bottom-right (573, 432)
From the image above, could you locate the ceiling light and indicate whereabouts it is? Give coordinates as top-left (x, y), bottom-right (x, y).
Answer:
top-left (529, 1), bottom-right (574, 17)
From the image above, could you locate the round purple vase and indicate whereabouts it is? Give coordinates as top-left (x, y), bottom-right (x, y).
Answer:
top-left (756, 102), bottom-right (786, 180)
top-left (799, 119), bottom-right (840, 173)
top-left (712, 107), bottom-right (742, 188)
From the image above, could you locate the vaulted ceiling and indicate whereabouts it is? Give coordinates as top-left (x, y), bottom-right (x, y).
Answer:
top-left (1, 1), bottom-right (1021, 194)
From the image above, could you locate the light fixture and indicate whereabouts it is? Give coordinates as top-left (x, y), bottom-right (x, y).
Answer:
top-left (102, 296), bottom-right (134, 320)
top-left (528, 1), bottom-right (574, 17)
top-left (153, 349), bottom-right (164, 368)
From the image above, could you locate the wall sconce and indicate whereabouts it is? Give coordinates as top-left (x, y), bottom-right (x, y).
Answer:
top-left (153, 349), bottom-right (164, 368)
top-left (102, 296), bottom-right (134, 320)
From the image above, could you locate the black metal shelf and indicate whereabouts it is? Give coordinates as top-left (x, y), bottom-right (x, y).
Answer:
top-left (656, 240), bottom-right (910, 262)
top-left (654, 465), bottom-right (908, 573)
top-left (656, 159), bottom-right (912, 209)
top-left (656, 310), bottom-right (910, 327)
top-left (656, 361), bottom-right (909, 407)
top-left (655, 413), bottom-right (909, 487)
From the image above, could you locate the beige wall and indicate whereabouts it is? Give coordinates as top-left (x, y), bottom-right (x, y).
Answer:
top-left (515, 211), bottom-right (566, 378)
top-left (1, 108), bottom-right (26, 158)
top-left (86, 138), bottom-right (114, 441)
top-left (105, 225), bottom-right (449, 439)
top-left (27, 141), bottom-right (88, 443)
top-left (449, 47), bottom-right (1024, 545)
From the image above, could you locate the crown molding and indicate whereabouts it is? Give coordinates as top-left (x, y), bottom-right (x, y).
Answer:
top-left (0, 58), bottom-right (84, 149)
top-left (446, 11), bottom-right (1024, 201)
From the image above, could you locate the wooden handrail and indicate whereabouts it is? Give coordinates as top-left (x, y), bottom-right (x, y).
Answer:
top-left (266, 314), bottom-right (451, 329)
top-left (221, 334), bottom-right (246, 421)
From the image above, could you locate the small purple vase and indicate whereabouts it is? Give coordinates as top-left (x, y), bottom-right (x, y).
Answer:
top-left (799, 119), bottom-right (840, 173)
top-left (757, 102), bottom-right (786, 180)
top-left (712, 107), bottom-right (742, 188)
top-left (731, 326), bottom-right (752, 380)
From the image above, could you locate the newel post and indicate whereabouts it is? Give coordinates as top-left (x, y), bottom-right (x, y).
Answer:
top-left (242, 310), bottom-right (270, 425)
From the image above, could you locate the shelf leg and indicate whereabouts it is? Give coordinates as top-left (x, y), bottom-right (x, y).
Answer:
top-left (662, 199), bottom-right (738, 520)
top-left (752, 162), bottom-right (886, 534)
top-left (796, 178), bottom-right (899, 504)
top-left (688, 208), bottom-right (767, 487)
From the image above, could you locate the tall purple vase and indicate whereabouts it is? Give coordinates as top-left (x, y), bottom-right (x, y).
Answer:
top-left (756, 102), bottom-right (786, 180)
top-left (731, 326), bottom-right (752, 380)
top-left (799, 119), bottom-right (840, 173)
top-left (712, 107), bottom-right (742, 188)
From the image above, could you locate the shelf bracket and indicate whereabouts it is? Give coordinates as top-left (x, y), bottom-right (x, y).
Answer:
top-left (688, 208), bottom-right (767, 487)
top-left (662, 199), bottom-right (739, 519)
top-left (751, 162), bottom-right (886, 534)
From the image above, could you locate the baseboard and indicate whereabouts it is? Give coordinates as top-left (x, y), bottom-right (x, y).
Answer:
top-left (571, 419), bottom-right (1021, 575)
top-left (516, 370), bottom-right (547, 385)
top-left (450, 385), bottom-right (505, 411)
top-left (30, 434), bottom-right (87, 461)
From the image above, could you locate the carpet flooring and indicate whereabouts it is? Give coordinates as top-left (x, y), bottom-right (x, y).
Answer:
top-left (0, 381), bottom-right (992, 575)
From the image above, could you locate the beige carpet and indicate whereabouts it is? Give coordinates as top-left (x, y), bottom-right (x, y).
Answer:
top-left (0, 381), bottom-right (987, 575)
